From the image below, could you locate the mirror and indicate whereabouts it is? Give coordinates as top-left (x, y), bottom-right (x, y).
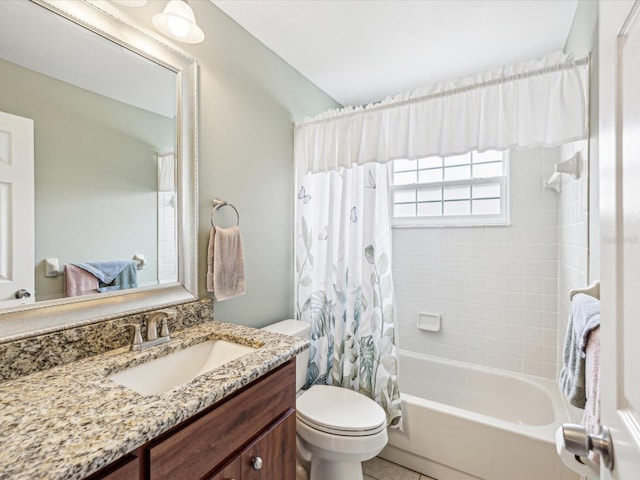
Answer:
top-left (1, 0), bottom-right (178, 303)
top-left (0, 0), bottom-right (198, 340)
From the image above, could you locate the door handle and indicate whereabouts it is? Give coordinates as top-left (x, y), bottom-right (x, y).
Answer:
top-left (15, 289), bottom-right (31, 299)
top-left (561, 423), bottom-right (614, 470)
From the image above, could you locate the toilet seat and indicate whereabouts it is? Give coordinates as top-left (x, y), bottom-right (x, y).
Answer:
top-left (296, 385), bottom-right (387, 437)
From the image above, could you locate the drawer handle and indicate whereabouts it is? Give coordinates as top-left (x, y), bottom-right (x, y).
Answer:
top-left (251, 456), bottom-right (263, 470)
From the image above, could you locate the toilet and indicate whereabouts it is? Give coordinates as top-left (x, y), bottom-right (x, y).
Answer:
top-left (262, 320), bottom-right (388, 480)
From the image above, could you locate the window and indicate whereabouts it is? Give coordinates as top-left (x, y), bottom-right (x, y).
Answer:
top-left (390, 150), bottom-right (509, 227)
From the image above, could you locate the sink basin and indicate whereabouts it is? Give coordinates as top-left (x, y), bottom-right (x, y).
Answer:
top-left (108, 339), bottom-right (257, 395)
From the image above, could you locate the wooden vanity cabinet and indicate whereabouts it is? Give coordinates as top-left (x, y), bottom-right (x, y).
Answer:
top-left (148, 360), bottom-right (296, 479)
top-left (88, 360), bottom-right (296, 480)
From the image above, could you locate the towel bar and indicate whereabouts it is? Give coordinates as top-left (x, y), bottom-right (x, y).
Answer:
top-left (544, 152), bottom-right (581, 193)
top-left (569, 281), bottom-right (600, 301)
top-left (210, 197), bottom-right (240, 227)
top-left (44, 256), bottom-right (145, 277)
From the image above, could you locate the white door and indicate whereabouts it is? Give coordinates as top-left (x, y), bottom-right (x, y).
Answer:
top-left (599, 0), bottom-right (640, 477)
top-left (0, 111), bottom-right (34, 307)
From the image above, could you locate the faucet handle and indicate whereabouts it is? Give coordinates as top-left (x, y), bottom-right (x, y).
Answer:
top-left (159, 317), bottom-right (170, 338)
top-left (146, 317), bottom-right (159, 341)
top-left (147, 309), bottom-right (176, 340)
top-left (123, 323), bottom-right (143, 349)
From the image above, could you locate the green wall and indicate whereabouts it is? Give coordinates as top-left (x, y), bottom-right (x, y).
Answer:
top-left (114, 1), bottom-right (340, 327)
top-left (0, 58), bottom-right (175, 301)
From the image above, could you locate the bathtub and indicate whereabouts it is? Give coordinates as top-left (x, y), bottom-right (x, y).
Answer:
top-left (380, 350), bottom-right (578, 480)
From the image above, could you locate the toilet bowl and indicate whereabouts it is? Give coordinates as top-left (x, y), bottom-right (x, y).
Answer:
top-left (262, 320), bottom-right (388, 480)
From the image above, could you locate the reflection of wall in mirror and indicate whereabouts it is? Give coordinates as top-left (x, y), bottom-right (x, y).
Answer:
top-left (0, 58), bottom-right (176, 302)
top-left (158, 150), bottom-right (177, 284)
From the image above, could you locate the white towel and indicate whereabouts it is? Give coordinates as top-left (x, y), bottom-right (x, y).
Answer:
top-left (207, 226), bottom-right (246, 301)
top-left (559, 293), bottom-right (600, 408)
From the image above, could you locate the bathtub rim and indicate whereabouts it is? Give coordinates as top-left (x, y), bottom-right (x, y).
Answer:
top-left (395, 349), bottom-right (573, 443)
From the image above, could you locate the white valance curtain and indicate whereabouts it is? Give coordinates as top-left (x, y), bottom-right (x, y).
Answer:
top-left (295, 51), bottom-right (588, 174)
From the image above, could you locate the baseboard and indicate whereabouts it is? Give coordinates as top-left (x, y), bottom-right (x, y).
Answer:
top-left (379, 445), bottom-right (482, 480)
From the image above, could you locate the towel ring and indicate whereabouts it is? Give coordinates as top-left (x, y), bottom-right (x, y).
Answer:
top-left (210, 198), bottom-right (240, 227)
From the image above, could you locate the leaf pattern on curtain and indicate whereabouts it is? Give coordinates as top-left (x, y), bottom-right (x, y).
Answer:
top-left (295, 164), bottom-right (402, 428)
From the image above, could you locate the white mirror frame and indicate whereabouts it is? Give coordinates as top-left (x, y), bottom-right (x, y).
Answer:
top-left (0, 0), bottom-right (198, 341)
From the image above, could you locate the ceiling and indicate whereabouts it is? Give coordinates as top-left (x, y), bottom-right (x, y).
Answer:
top-left (212, 0), bottom-right (579, 107)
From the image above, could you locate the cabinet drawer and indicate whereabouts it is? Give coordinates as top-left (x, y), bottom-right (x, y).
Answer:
top-left (148, 361), bottom-right (295, 480)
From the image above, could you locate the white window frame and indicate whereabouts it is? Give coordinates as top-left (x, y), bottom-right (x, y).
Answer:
top-left (390, 151), bottom-right (510, 228)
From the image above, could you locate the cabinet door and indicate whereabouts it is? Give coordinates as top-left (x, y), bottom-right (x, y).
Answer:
top-left (241, 411), bottom-right (296, 480)
top-left (85, 454), bottom-right (138, 480)
top-left (207, 457), bottom-right (242, 480)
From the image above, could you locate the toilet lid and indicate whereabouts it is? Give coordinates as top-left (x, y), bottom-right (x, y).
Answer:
top-left (296, 385), bottom-right (387, 436)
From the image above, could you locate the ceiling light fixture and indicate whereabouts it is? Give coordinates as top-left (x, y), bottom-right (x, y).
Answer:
top-left (152, 0), bottom-right (205, 44)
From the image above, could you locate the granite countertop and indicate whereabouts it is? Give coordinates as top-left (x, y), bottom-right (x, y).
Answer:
top-left (0, 321), bottom-right (308, 480)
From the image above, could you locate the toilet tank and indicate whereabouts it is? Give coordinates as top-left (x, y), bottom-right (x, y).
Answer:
top-left (262, 319), bottom-right (310, 392)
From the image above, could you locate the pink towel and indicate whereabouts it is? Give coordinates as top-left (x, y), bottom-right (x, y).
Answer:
top-left (581, 326), bottom-right (601, 464)
top-left (64, 264), bottom-right (99, 297)
top-left (207, 226), bottom-right (245, 301)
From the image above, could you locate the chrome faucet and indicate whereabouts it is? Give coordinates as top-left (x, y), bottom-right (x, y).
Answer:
top-left (126, 309), bottom-right (177, 351)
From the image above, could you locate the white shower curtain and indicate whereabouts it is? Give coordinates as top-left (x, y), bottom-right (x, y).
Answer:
top-left (295, 163), bottom-right (402, 427)
top-left (294, 51), bottom-right (588, 430)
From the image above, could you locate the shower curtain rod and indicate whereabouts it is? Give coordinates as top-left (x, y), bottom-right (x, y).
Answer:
top-left (297, 56), bottom-right (589, 129)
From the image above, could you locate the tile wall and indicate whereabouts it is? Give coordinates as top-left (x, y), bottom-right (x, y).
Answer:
top-left (392, 148), bottom-right (562, 379)
top-left (557, 144), bottom-right (589, 377)
top-left (158, 190), bottom-right (178, 284)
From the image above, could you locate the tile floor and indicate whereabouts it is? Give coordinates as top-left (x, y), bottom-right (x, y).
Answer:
top-left (363, 457), bottom-right (437, 480)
